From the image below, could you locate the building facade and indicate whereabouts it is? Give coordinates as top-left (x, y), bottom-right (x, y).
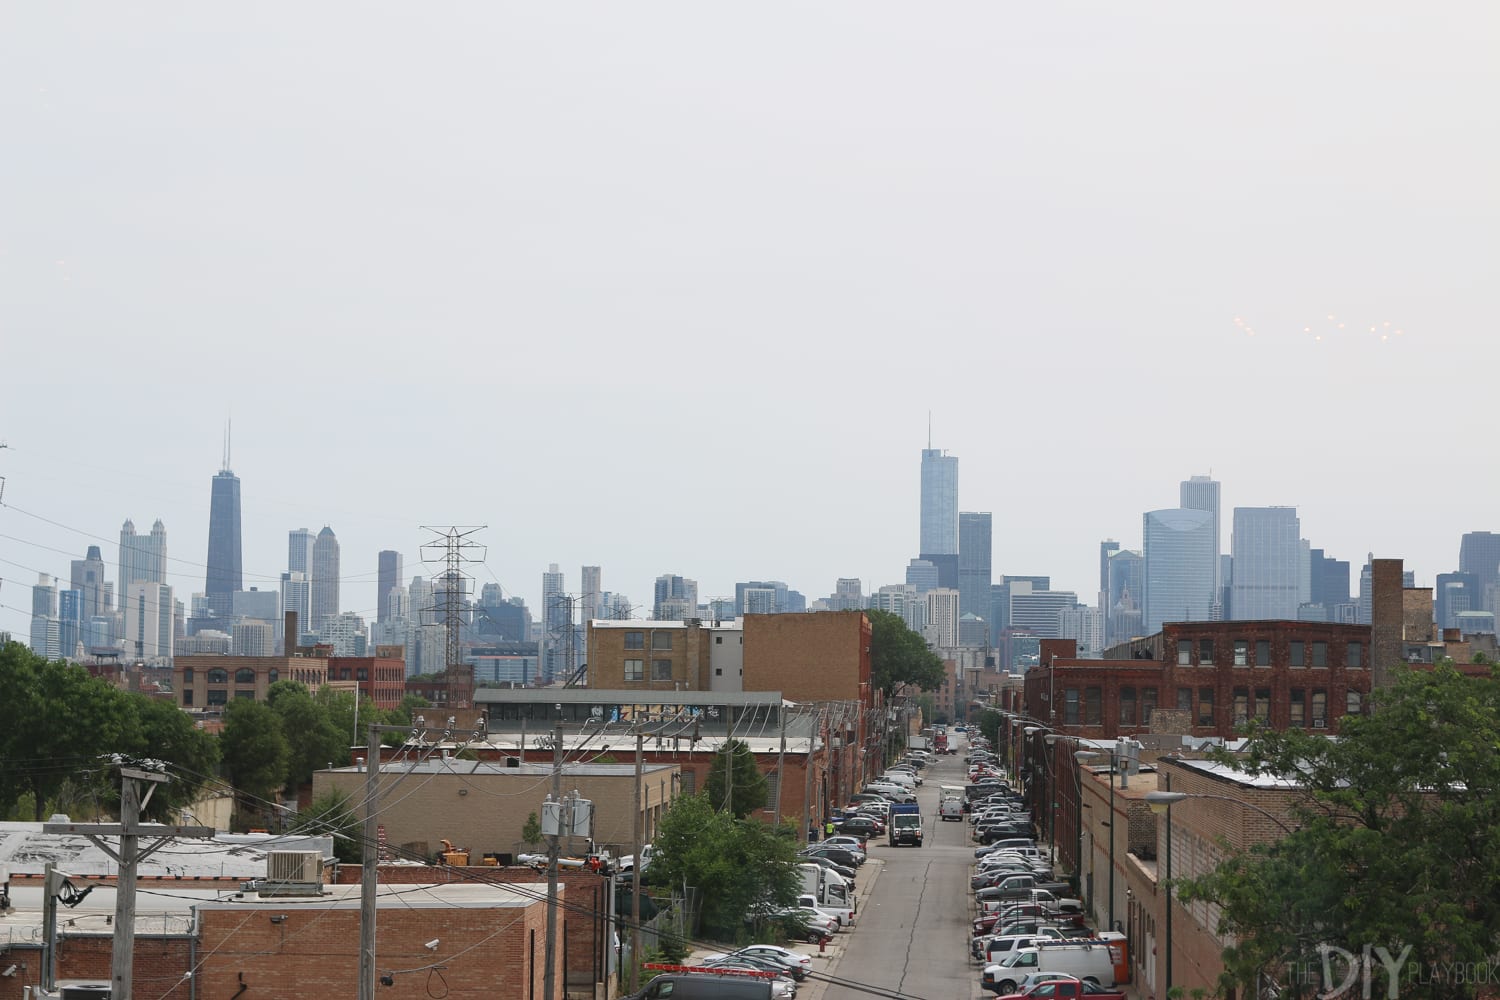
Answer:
top-left (1230, 506), bottom-right (1302, 620)
top-left (959, 511), bottom-right (993, 621)
top-left (1143, 509), bottom-right (1216, 634)
top-left (377, 549), bottom-right (403, 622)
top-left (204, 465), bottom-right (243, 614)
top-left (118, 518), bottom-right (167, 606)
top-left (919, 447), bottom-right (959, 588)
top-left (310, 526), bottom-right (340, 627)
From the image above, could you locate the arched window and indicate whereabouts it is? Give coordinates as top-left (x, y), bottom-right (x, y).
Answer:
top-left (207, 669), bottom-right (228, 685)
top-left (235, 668), bottom-right (255, 685)
top-left (268, 669), bottom-right (279, 684)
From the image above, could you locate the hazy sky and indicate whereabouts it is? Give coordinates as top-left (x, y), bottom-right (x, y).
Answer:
top-left (2, 4), bottom-right (1496, 634)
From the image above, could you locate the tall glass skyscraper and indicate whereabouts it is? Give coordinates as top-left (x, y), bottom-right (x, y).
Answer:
top-left (1230, 507), bottom-right (1302, 620)
top-left (958, 512), bottom-right (992, 620)
top-left (311, 526), bottom-right (341, 628)
top-left (1143, 508), bottom-right (1216, 633)
top-left (377, 550), bottom-right (404, 623)
top-left (1180, 475), bottom-right (1221, 590)
top-left (920, 447), bottom-right (959, 588)
top-left (205, 463), bottom-right (243, 614)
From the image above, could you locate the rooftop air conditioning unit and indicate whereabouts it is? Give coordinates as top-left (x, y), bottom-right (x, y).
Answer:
top-left (267, 850), bottom-right (323, 885)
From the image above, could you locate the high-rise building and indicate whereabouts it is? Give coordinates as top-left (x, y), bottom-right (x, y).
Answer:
top-left (1104, 549), bottom-right (1145, 646)
top-left (1098, 540), bottom-right (1120, 608)
top-left (1436, 572), bottom-right (1481, 631)
top-left (118, 518), bottom-right (167, 604)
top-left (925, 587), bottom-right (961, 647)
top-left (123, 581), bottom-right (174, 663)
top-left (581, 566), bottom-right (602, 624)
top-left (311, 526), bottom-right (340, 628)
top-left (1180, 475), bottom-right (1222, 590)
top-left (1230, 507), bottom-right (1302, 620)
top-left (288, 528), bottom-right (315, 575)
top-left (959, 512), bottom-right (993, 620)
top-left (871, 583), bottom-right (926, 633)
top-left (30, 573), bottom-right (59, 658)
top-left (1306, 549), bottom-right (1352, 622)
top-left (70, 545), bottom-right (109, 620)
top-left (919, 447), bottom-right (959, 588)
top-left (232, 620), bottom-right (274, 657)
top-left (1143, 508), bottom-right (1216, 633)
top-left (58, 589), bottom-right (84, 659)
top-left (319, 611), bottom-right (368, 657)
top-left (1459, 532), bottom-right (1500, 590)
top-left (1007, 581), bottom-right (1078, 638)
top-left (906, 559), bottom-right (939, 595)
top-left (1057, 605), bottom-right (1104, 658)
top-left (541, 564), bottom-right (569, 682)
top-left (377, 550), bottom-right (404, 623)
top-left (204, 457), bottom-right (243, 614)
top-left (830, 578), bottom-right (863, 611)
top-left (654, 574), bottom-right (698, 620)
top-left (280, 572), bottom-right (311, 639)
top-left (409, 576), bottom-right (435, 625)
top-left (734, 580), bottom-right (790, 615)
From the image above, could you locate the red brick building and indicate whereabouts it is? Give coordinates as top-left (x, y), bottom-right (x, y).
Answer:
top-left (329, 645), bottom-right (407, 709)
top-left (1023, 620), bottom-right (1374, 740)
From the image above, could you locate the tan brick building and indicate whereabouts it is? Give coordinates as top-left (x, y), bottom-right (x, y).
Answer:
top-left (175, 653), bottom-right (329, 710)
top-left (742, 611), bottom-right (871, 703)
top-left (313, 759), bottom-right (677, 861)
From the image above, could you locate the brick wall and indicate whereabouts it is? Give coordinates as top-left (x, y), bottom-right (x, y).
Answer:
top-left (742, 612), bottom-right (871, 704)
top-left (0, 938), bottom-right (193, 1000)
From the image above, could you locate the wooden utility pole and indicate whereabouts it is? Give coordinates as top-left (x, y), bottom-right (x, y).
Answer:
top-left (357, 720), bottom-right (429, 1000)
top-left (44, 765), bottom-right (212, 1000)
top-left (544, 720), bottom-right (564, 1000)
top-left (629, 731), bottom-right (644, 991)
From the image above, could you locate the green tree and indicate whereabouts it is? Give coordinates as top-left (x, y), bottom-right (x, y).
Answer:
top-left (1176, 663), bottom-right (1500, 1000)
top-left (126, 694), bottom-right (221, 821)
top-left (269, 681), bottom-right (347, 793)
top-left (649, 795), bottom-right (801, 939)
top-left (704, 739), bottom-right (769, 818)
top-left (0, 644), bottom-right (138, 820)
top-left (220, 698), bottom-right (290, 828)
top-left (521, 811), bottom-right (543, 850)
top-left (293, 789), bottom-right (364, 864)
top-left (866, 609), bottom-right (945, 697)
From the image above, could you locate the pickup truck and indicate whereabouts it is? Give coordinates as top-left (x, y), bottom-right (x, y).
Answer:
top-left (795, 893), bottom-right (854, 928)
top-left (888, 803), bottom-right (923, 846)
top-left (986, 975), bottom-right (1126, 1000)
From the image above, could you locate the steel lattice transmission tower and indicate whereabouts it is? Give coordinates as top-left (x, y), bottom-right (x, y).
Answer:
top-left (420, 525), bottom-right (487, 708)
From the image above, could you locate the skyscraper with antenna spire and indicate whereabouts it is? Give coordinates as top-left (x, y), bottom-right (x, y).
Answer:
top-left (204, 422), bottom-right (242, 614)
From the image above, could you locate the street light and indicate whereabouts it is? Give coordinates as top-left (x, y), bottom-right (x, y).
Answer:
top-left (1145, 790), bottom-right (1182, 996)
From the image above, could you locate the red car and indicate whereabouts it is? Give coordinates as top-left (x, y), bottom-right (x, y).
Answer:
top-left (993, 979), bottom-right (1125, 1000)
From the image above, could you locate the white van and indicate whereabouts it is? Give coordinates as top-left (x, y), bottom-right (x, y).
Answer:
top-left (989, 941), bottom-right (1116, 994)
top-left (940, 797), bottom-right (964, 821)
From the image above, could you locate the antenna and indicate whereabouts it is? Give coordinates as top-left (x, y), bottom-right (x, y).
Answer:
top-left (221, 419), bottom-right (232, 472)
top-left (927, 411), bottom-right (931, 449)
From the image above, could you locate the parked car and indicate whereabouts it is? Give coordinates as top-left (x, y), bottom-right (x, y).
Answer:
top-left (834, 816), bottom-right (883, 839)
top-left (800, 846), bottom-right (863, 869)
top-left (627, 973), bottom-right (774, 1000)
top-left (715, 946), bottom-right (812, 980)
top-left (820, 834), bottom-right (868, 853)
top-left (699, 959), bottom-right (797, 998)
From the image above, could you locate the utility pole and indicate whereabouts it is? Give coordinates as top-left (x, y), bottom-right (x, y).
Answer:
top-left (544, 719), bottom-right (564, 1000)
top-left (630, 731), bottom-right (644, 992)
top-left (41, 862), bottom-right (57, 993)
top-left (44, 765), bottom-right (212, 1000)
top-left (773, 707), bottom-right (787, 819)
top-left (723, 705), bottom-right (734, 813)
top-left (356, 718), bottom-right (431, 1000)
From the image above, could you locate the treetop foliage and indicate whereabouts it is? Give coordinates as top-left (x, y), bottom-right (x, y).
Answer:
top-left (866, 608), bottom-right (946, 696)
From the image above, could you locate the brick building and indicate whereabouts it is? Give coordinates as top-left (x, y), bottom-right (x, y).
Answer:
top-left (587, 619), bottom-right (728, 690)
top-left (1023, 620), bottom-right (1374, 740)
top-left (328, 645), bottom-right (407, 709)
top-left (175, 652), bottom-right (329, 710)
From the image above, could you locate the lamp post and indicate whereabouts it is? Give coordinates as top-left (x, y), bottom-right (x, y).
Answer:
top-left (1145, 790), bottom-right (1182, 997)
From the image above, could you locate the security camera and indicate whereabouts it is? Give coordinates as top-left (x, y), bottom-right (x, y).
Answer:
top-left (2, 966), bottom-right (16, 978)
top-left (424, 939), bottom-right (440, 951)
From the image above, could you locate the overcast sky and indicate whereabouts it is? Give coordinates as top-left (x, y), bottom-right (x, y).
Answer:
top-left (2, 3), bottom-right (1496, 633)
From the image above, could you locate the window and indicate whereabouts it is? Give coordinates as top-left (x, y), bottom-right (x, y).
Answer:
top-left (1290, 641), bottom-right (1305, 668)
top-left (1233, 640), bottom-right (1249, 666)
top-left (1347, 643), bottom-right (1363, 668)
top-left (235, 690), bottom-right (255, 699)
top-left (624, 632), bottom-right (644, 650)
top-left (652, 659), bottom-right (673, 680)
top-left (652, 632), bottom-right (673, 651)
top-left (1198, 639), bottom-right (1215, 666)
top-left (1233, 687), bottom-right (1249, 723)
top-left (208, 668), bottom-right (229, 685)
top-left (1084, 687), bottom-right (1103, 725)
top-left (1312, 641), bottom-right (1328, 668)
top-left (1064, 689), bottom-right (1080, 726)
top-left (1312, 689), bottom-right (1328, 726)
top-left (235, 668), bottom-right (255, 684)
top-left (1177, 687), bottom-right (1192, 712)
top-left (715, 636), bottom-right (723, 645)
top-left (1347, 690), bottom-right (1362, 715)
top-left (624, 659), bottom-right (644, 682)
top-left (207, 689), bottom-right (228, 706)
top-left (268, 669), bottom-right (279, 684)
top-left (182, 689), bottom-right (193, 706)
top-left (356, 668), bottom-right (369, 681)
top-left (715, 667), bottom-right (723, 676)
top-left (1290, 689), bottom-right (1305, 727)
top-left (183, 668), bottom-right (194, 684)
top-left (1177, 640), bottom-right (1191, 666)
top-left (1198, 688), bottom-right (1214, 727)
top-left (1142, 687), bottom-right (1158, 723)
top-left (1256, 640), bottom-right (1272, 667)
top-left (1119, 686), bottom-right (1136, 725)
top-left (1255, 688), bottom-right (1271, 722)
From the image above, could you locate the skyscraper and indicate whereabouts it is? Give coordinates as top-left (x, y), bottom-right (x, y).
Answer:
top-left (1143, 508), bottom-right (1216, 633)
top-left (204, 457), bottom-right (243, 614)
top-left (377, 550), bottom-right (404, 623)
top-left (118, 518), bottom-right (167, 604)
top-left (70, 545), bottom-right (109, 620)
top-left (1459, 531), bottom-right (1500, 590)
top-left (311, 526), bottom-right (340, 628)
top-left (1180, 475), bottom-right (1222, 590)
top-left (541, 564), bottom-right (568, 682)
top-left (959, 512), bottom-right (993, 621)
top-left (919, 446), bottom-right (959, 588)
top-left (581, 566), bottom-right (602, 624)
top-left (280, 571), bottom-right (311, 638)
top-left (124, 581), bottom-right (174, 662)
top-left (1230, 507), bottom-right (1302, 620)
top-left (288, 528), bottom-right (315, 574)
top-left (30, 573), bottom-right (59, 658)
top-left (654, 574), bottom-right (698, 620)
top-left (1105, 548), bottom-right (1145, 646)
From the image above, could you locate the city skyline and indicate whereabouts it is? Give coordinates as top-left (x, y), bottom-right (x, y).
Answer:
top-left (3, 5), bottom-right (1496, 638)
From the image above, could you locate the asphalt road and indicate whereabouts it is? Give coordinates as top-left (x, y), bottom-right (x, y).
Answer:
top-left (821, 736), bottom-right (981, 1000)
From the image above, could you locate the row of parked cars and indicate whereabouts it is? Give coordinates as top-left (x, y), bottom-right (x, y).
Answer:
top-left (960, 739), bottom-right (1126, 1000)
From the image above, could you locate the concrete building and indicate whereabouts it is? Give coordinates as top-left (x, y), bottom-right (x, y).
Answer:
top-left (118, 517), bottom-right (167, 605)
top-left (653, 573), bottom-right (698, 620)
top-left (925, 587), bottom-right (961, 647)
top-left (279, 571), bottom-right (310, 647)
top-left (230, 620), bottom-right (273, 656)
top-left (69, 544), bottom-right (110, 621)
top-left (123, 581), bottom-right (174, 664)
top-left (287, 527), bottom-right (315, 574)
top-left (310, 526), bottom-right (340, 627)
top-left (870, 583), bottom-right (926, 633)
top-left (1230, 507), bottom-right (1302, 621)
top-left (1143, 508), bottom-right (1216, 634)
top-left (318, 610), bottom-right (368, 656)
